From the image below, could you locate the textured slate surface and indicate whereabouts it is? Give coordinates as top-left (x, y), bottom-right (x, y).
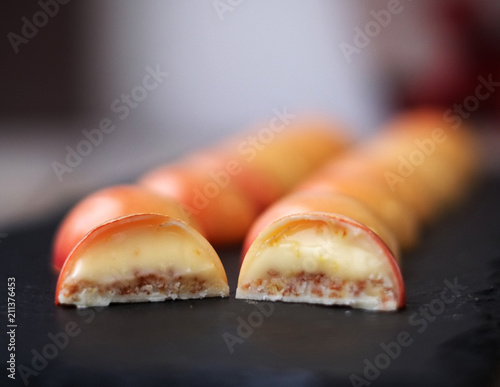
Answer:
top-left (1, 177), bottom-right (499, 387)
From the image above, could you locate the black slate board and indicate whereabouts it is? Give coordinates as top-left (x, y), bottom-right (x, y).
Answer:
top-left (1, 177), bottom-right (500, 387)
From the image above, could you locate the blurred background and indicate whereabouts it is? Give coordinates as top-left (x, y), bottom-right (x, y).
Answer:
top-left (1, 0), bottom-right (500, 229)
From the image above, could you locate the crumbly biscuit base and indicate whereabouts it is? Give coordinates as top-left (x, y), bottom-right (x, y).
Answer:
top-left (236, 271), bottom-right (397, 311)
top-left (59, 273), bottom-right (229, 308)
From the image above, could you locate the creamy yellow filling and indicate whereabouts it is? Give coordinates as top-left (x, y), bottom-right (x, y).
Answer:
top-left (239, 216), bottom-right (393, 283)
top-left (66, 220), bottom-right (226, 287)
